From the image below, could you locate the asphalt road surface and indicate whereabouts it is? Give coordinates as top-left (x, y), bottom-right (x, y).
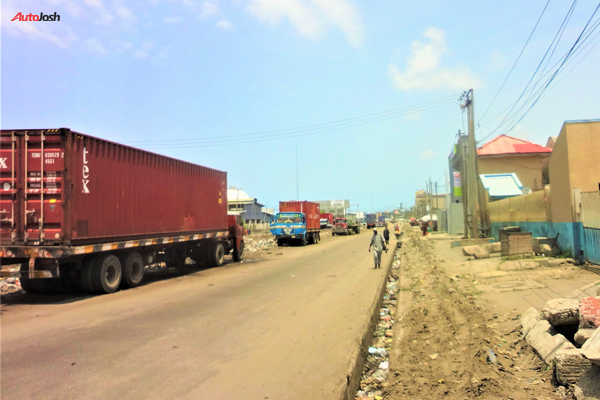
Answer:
top-left (1, 231), bottom-right (393, 400)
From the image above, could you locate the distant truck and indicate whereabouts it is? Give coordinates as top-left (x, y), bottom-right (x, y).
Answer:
top-left (377, 216), bottom-right (386, 227)
top-left (270, 201), bottom-right (321, 246)
top-left (332, 214), bottom-right (361, 236)
top-left (366, 213), bottom-right (377, 229)
top-left (320, 213), bottom-right (334, 228)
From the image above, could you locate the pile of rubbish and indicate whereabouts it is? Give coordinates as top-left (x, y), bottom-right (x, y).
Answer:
top-left (0, 278), bottom-right (22, 295)
top-left (243, 237), bottom-right (276, 253)
top-left (356, 274), bottom-right (400, 400)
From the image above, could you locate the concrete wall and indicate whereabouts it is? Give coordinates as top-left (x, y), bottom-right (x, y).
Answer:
top-left (447, 203), bottom-right (465, 236)
top-left (488, 188), bottom-right (550, 223)
top-left (490, 221), bottom-right (582, 257)
top-left (478, 154), bottom-right (547, 191)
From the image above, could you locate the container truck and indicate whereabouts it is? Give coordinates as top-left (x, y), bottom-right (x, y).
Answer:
top-left (331, 214), bottom-right (361, 236)
top-left (270, 201), bottom-right (320, 246)
top-left (366, 213), bottom-right (377, 229)
top-left (320, 212), bottom-right (334, 228)
top-left (377, 216), bottom-right (386, 227)
top-left (0, 128), bottom-right (245, 294)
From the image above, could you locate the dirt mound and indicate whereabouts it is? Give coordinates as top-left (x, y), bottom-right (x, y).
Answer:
top-left (384, 230), bottom-right (557, 399)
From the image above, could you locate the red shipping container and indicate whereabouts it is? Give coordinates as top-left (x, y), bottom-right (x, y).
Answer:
top-left (0, 129), bottom-right (227, 245)
top-left (279, 201), bottom-right (320, 231)
top-left (320, 213), bottom-right (334, 225)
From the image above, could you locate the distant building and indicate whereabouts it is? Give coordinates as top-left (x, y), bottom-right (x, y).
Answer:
top-left (316, 200), bottom-right (350, 216)
top-left (227, 187), bottom-right (274, 225)
top-left (477, 134), bottom-right (552, 191)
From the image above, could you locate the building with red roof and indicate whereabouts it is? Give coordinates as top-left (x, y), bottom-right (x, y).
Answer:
top-left (477, 134), bottom-right (552, 191)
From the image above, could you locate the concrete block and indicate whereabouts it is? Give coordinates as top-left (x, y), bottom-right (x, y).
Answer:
top-left (473, 247), bottom-right (490, 259)
top-left (576, 365), bottom-right (600, 400)
top-left (555, 349), bottom-right (593, 385)
top-left (582, 328), bottom-right (600, 367)
top-left (482, 242), bottom-right (501, 253)
top-left (521, 307), bottom-right (541, 337)
top-left (580, 297), bottom-right (600, 329)
top-left (541, 298), bottom-right (580, 326)
top-left (526, 320), bottom-right (576, 364)
top-left (575, 329), bottom-right (596, 347)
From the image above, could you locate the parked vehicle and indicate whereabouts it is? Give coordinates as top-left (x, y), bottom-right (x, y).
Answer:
top-left (0, 128), bottom-right (245, 294)
top-left (377, 216), bottom-right (386, 227)
top-left (320, 213), bottom-right (334, 228)
top-left (366, 213), bottom-right (377, 229)
top-left (332, 214), bottom-right (361, 236)
top-left (270, 201), bottom-right (320, 246)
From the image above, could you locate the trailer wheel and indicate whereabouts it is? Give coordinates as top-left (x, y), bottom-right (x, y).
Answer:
top-left (308, 234), bottom-right (315, 245)
top-left (91, 254), bottom-right (122, 294)
top-left (80, 257), bottom-right (96, 293)
top-left (233, 241), bottom-right (244, 262)
top-left (277, 240), bottom-right (284, 247)
top-left (207, 242), bottom-right (225, 267)
top-left (120, 252), bottom-right (144, 288)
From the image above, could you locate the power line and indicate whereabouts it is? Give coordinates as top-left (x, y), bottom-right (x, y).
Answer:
top-left (133, 99), bottom-right (458, 149)
top-left (499, 3), bottom-right (600, 136)
top-left (126, 94), bottom-right (459, 145)
top-left (478, 0), bottom-right (552, 123)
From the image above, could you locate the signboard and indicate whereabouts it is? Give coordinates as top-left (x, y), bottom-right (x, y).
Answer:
top-left (453, 171), bottom-right (462, 197)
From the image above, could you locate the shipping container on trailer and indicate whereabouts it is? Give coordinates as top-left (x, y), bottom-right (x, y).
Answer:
top-left (319, 212), bottom-right (334, 227)
top-left (0, 128), bottom-right (245, 294)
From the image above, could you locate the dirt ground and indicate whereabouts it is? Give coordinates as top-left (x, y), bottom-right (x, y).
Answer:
top-left (382, 226), bottom-right (599, 400)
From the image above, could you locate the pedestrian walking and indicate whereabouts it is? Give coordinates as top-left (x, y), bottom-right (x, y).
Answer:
top-left (383, 226), bottom-right (390, 245)
top-left (368, 228), bottom-right (387, 269)
top-left (421, 220), bottom-right (428, 236)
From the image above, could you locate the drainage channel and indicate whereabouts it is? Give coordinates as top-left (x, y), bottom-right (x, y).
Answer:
top-left (354, 244), bottom-right (402, 400)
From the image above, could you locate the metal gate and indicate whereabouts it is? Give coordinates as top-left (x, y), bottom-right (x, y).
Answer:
top-left (581, 191), bottom-right (600, 265)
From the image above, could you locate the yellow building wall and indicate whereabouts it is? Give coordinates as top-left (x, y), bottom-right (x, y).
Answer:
top-left (549, 120), bottom-right (600, 223)
top-left (478, 154), bottom-right (547, 191)
top-left (488, 188), bottom-right (551, 223)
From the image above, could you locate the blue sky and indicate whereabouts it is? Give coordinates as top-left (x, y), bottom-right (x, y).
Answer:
top-left (3, 0), bottom-right (600, 212)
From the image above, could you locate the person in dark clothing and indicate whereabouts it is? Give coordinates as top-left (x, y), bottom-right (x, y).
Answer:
top-left (421, 220), bottom-right (428, 236)
top-left (383, 226), bottom-right (390, 245)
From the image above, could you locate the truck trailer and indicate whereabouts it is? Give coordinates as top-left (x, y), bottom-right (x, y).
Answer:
top-left (320, 212), bottom-right (334, 228)
top-left (0, 128), bottom-right (245, 294)
top-left (366, 213), bottom-right (377, 229)
top-left (270, 201), bottom-right (320, 246)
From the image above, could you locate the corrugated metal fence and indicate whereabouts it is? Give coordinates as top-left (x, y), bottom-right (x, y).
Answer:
top-left (581, 191), bottom-right (600, 265)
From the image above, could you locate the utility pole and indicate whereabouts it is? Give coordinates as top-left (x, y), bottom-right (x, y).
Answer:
top-left (428, 178), bottom-right (432, 224)
top-left (460, 135), bottom-right (469, 237)
top-left (464, 89), bottom-right (478, 239)
top-left (295, 146), bottom-right (299, 200)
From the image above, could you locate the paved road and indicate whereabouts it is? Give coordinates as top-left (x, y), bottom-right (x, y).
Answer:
top-left (1, 232), bottom-right (393, 400)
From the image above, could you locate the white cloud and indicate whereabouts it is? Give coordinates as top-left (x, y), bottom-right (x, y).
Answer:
top-left (420, 149), bottom-right (434, 159)
top-left (245, 0), bottom-right (363, 47)
top-left (165, 16), bottom-right (183, 23)
top-left (198, 1), bottom-right (220, 19)
top-left (112, 39), bottom-right (134, 53)
top-left (216, 20), bottom-right (233, 30)
top-left (115, 5), bottom-right (138, 29)
top-left (85, 38), bottom-right (108, 55)
top-left (388, 28), bottom-right (481, 91)
top-left (246, 0), bottom-right (322, 40)
top-left (133, 41), bottom-right (154, 58)
top-left (84, 0), bottom-right (104, 8)
top-left (311, 0), bottom-right (363, 48)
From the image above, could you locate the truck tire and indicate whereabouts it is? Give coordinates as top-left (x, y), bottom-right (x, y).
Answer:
top-left (91, 254), bottom-right (122, 294)
top-left (301, 236), bottom-right (307, 246)
top-left (277, 239), bottom-right (284, 247)
top-left (206, 242), bottom-right (225, 267)
top-left (119, 252), bottom-right (144, 289)
top-left (308, 233), bottom-right (315, 245)
top-left (233, 241), bottom-right (244, 262)
top-left (80, 257), bottom-right (96, 293)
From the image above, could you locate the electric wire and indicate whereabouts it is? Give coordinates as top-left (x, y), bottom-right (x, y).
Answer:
top-left (478, 0), bottom-right (552, 123)
top-left (126, 94), bottom-right (459, 146)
